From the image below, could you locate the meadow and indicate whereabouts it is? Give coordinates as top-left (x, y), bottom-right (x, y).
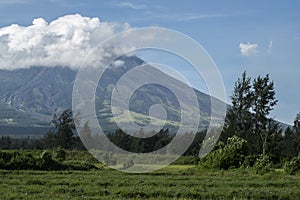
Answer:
top-left (1, 162), bottom-right (300, 199)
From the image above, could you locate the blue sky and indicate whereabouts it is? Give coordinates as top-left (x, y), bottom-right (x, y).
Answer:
top-left (0, 0), bottom-right (299, 124)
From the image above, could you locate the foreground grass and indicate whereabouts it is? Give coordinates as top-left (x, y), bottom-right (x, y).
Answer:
top-left (0, 167), bottom-right (300, 199)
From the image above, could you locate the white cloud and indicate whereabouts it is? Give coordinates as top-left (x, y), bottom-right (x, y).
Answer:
top-left (178, 13), bottom-right (228, 21)
top-left (112, 59), bottom-right (125, 67)
top-left (268, 40), bottom-right (273, 54)
top-left (239, 42), bottom-right (258, 56)
top-left (0, 14), bottom-right (131, 70)
top-left (114, 1), bottom-right (146, 10)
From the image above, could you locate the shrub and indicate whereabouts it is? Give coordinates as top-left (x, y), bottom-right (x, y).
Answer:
top-left (0, 151), bottom-right (10, 169)
top-left (53, 148), bottom-right (66, 161)
top-left (242, 155), bottom-right (258, 168)
top-left (36, 150), bottom-right (64, 170)
top-left (64, 160), bottom-right (98, 170)
top-left (173, 156), bottom-right (200, 165)
top-left (253, 154), bottom-right (274, 175)
top-left (284, 155), bottom-right (300, 175)
top-left (102, 152), bottom-right (117, 166)
top-left (8, 152), bottom-right (36, 170)
top-left (0, 150), bottom-right (100, 171)
top-left (199, 136), bottom-right (247, 170)
top-left (122, 159), bottom-right (134, 169)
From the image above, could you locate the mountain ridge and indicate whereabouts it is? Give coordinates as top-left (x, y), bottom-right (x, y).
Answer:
top-left (0, 55), bottom-right (287, 136)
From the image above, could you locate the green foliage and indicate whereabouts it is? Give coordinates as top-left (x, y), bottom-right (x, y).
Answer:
top-left (252, 75), bottom-right (278, 157)
top-left (173, 156), bottom-right (200, 165)
top-left (0, 151), bottom-right (10, 168)
top-left (8, 151), bottom-right (37, 170)
top-left (63, 160), bottom-right (98, 170)
top-left (65, 150), bottom-right (99, 164)
top-left (36, 150), bottom-right (63, 170)
top-left (222, 71), bottom-right (279, 157)
top-left (183, 131), bottom-right (206, 156)
top-left (102, 152), bottom-right (117, 166)
top-left (0, 150), bottom-right (99, 171)
top-left (122, 159), bottom-right (134, 169)
top-left (241, 154), bottom-right (258, 168)
top-left (253, 154), bottom-right (274, 175)
top-left (44, 109), bottom-right (78, 149)
top-left (107, 128), bottom-right (172, 153)
top-left (0, 150), bottom-right (59, 170)
top-left (221, 71), bottom-right (253, 141)
top-left (199, 136), bottom-right (247, 170)
top-left (53, 148), bottom-right (66, 161)
top-left (0, 136), bottom-right (44, 150)
top-left (284, 155), bottom-right (300, 175)
top-left (79, 121), bottom-right (93, 149)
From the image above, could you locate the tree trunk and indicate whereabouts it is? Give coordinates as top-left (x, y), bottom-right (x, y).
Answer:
top-left (262, 134), bottom-right (268, 157)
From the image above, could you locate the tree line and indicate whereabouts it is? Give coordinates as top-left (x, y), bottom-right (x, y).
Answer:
top-left (197, 71), bottom-right (300, 174)
top-left (0, 71), bottom-right (299, 170)
top-left (0, 109), bottom-right (205, 156)
top-left (221, 72), bottom-right (300, 161)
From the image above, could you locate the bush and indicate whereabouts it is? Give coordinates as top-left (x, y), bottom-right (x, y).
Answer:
top-left (253, 154), bottom-right (274, 175)
top-left (0, 151), bottom-right (10, 169)
top-left (122, 159), bottom-right (134, 169)
top-left (242, 155), bottom-right (258, 168)
top-left (0, 150), bottom-right (100, 171)
top-left (53, 148), bottom-right (66, 161)
top-left (8, 152), bottom-right (36, 170)
top-left (64, 160), bottom-right (98, 170)
top-left (199, 136), bottom-right (247, 170)
top-left (284, 155), bottom-right (300, 175)
top-left (102, 152), bottom-right (117, 166)
top-left (173, 156), bottom-right (200, 165)
top-left (0, 150), bottom-right (60, 170)
top-left (36, 150), bottom-right (64, 170)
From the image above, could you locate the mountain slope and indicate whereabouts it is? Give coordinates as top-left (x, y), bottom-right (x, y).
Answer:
top-left (0, 55), bottom-right (222, 136)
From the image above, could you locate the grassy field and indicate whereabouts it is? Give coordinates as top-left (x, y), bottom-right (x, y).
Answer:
top-left (1, 166), bottom-right (300, 199)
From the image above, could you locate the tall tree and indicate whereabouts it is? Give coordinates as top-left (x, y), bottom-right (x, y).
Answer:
top-left (79, 122), bottom-right (93, 150)
top-left (222, 71), bottom-right (253, 141)
top-left (281, 113), bottom-right (300, 158)
top-left (222, 72), bottom-right (278, 156)
top-left (44, 109), bottom-right (76, 149)
top-left (252, 74), bottom-right (278, 156)
top-left (294, 112), bottom-right (300, 155)
top-left (294, 112), bottom-right (300, 133)
top-left (293, 112), bottom-right (300, 155)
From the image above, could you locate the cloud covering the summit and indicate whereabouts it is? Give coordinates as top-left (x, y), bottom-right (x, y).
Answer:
top-left (0, 14), bottom-right (131, 69)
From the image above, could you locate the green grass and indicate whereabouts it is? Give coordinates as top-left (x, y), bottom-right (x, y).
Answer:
top-left (1, 150), bottom-right (299, 199)
top-left (0, 167), bottom-right (300, 199)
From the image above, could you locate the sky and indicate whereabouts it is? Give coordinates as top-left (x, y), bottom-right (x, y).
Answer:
top-left (0, 0), bottom-right (299, 124)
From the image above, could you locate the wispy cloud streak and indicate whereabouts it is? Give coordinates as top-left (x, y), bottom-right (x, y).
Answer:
top-left (114, 1), bottom-right (147, 10)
